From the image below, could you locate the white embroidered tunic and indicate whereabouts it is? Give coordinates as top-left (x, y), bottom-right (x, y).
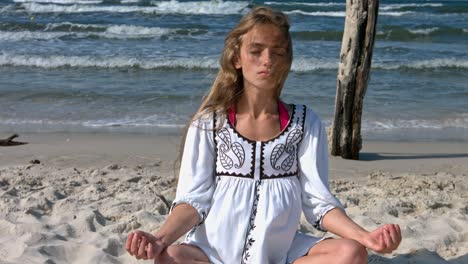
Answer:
top-left (172, 104), bottom-right (343, 264)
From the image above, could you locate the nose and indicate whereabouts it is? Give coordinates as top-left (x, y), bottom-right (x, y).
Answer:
top-left (260, 49), bottom-right (273, 67)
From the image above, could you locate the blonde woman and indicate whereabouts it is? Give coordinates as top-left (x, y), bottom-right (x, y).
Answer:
top-left (126, 6), bottom-right (401, 264)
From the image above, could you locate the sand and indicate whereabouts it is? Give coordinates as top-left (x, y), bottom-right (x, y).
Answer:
top-left (0, 133), bottom-right (467, 264)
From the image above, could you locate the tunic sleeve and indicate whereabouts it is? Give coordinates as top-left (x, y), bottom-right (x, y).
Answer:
top-left (298, 108), bottom-right (343, 232)
top-left (171, 114), bottom-right (216, 224)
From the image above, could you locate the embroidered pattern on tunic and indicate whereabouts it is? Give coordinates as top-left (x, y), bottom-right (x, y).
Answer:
top-left (214, 114), bottom-right (255, 178)
top-left (176, 105), bottom-right (342, 263)
top-left (313, 211), bottom-right (331, 232)
top-left (214, 105), bottom-right (308, 180)
top-left (313, 218), bottom-right (323, 232)
top-left (217, 128), bottom-right (245, 170)
top-left (270, 126), bottom-right (302, 171)
top-left (241, 180), bottom-right (261, 264)
top-left (260, 106), bottom-right (307, 179)
top-left (211, 105), bottom-right (308, 263)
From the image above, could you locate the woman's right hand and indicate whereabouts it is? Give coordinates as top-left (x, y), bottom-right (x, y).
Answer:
top-left (126, 230), bottom-right (166, 260)
top-left (362, 224), bottom-right (401, 254)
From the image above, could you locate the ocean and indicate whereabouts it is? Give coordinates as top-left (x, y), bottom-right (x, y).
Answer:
top-left (0, 0), bottom-right (467, 141)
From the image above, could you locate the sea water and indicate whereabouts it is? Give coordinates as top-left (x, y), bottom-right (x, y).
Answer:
top-left (0, 0), bottom-right (467, 141)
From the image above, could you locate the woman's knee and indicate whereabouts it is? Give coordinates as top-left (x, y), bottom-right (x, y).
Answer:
top-left (339, 239), bottom-right (368, 264)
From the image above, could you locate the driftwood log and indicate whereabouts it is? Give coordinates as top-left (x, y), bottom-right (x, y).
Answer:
top-left (330, 0), bottom-right (379, 160)
top-left (0, 134), bottom-right (28, 146)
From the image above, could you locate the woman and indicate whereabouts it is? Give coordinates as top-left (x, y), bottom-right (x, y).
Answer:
top-left (126, 6), bottom-right (401, 264)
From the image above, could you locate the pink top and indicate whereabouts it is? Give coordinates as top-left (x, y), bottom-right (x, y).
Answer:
top-left (228, 101), bottom-right (289, 130)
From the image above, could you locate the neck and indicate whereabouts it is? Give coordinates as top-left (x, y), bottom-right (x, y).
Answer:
top-left (237, 88), bottom-right (278, 119)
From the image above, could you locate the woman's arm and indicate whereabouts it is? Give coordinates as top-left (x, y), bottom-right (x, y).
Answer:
top-left (127, 116), bottom-right (216, 260)
top-left (154, 203), bottom-right (200, 245)
top-left (126, 203), bottom-right (199, 260)
top-left (322, 208), bottom-right (402, 254)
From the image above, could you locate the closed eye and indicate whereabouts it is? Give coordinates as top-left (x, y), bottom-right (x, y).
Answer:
top-left (273, 49), bottom-right (287, 56)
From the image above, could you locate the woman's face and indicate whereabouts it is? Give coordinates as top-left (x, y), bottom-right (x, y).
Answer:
top-left (234, 23), bottom-right (290, 94)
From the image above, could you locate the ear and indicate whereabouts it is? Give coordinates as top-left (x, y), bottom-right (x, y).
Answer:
top-left (233, 55), bottom-right (242, 69)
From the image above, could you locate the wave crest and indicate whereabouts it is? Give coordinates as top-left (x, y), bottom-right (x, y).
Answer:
top-left (0, 22), bottom-right (208, 41)
top-left (285, 10), bottom-right (414, 17)
top-left (19, 1), bottom-right (248, 14)
top-left (380, 3), bottom-right (443, 11)
top-left (1, 54), bottom-right (467, 71)
top-left (13, 0), bottom-right (102, 4)
top-left (0, 53), bottom-right (219, 69)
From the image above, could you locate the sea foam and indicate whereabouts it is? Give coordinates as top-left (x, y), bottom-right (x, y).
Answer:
top-left (1, 116), bottom-right (466, 131)
top-left (21, 1), bottom-right (248, 14)
top-left (149, 0), bottom-right (249, 15)
top-left (408, 27), bottom-right (440, 35)
top-left (0, 31), bottom-right (72, 41)
top-left (264, 2), bottom-right (345, 7)
top-left (2, 53), bottom-right (467, 72)
top-left (14, 0), bottom-right (102, 4)
top-left (285, 10), bottom-right (346, 17)
top-left (364, 116), bottom-right (468, 130)
top-left (0, 53), bottom-right (220, 69)
top-left (375, 58), bottom-right (468, 71)
top-left (380, 3), bottom-right (443, 11)
top-left (285, 10), bottom-right (414, 17)
top-left (0, 23), bottom-right (205, 41)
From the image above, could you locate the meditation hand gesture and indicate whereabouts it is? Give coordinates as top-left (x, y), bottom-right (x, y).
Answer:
top-left (362, 224), bottom-right (402, 254)
top-left (126, 230), bottom-right (166, 260)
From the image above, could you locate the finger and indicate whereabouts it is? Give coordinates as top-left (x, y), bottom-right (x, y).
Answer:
top-left (138, 236), bottom-right (147, 259)
top-left (125, 233), bottom-right (134, 253)
top-left (385, 225), bottom-right (398, 246)
top-left (392, 224), bottom-right (402, 251)
top-left (147, 242), bottom-right (155, 259)
top-left (395, 224), bottom-right (402, 243)
top-left (131, 232), bottom-right (141, 256)
top-left (383, 228), bottom-right (392, 253)
top-left (135, 230), bottom-right (156, 244)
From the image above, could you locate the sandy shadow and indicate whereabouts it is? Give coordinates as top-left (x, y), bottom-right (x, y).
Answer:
top-left (369, 249), bottom-right (467, 263)
top-left (450, 254), bottom-right (468, 264)
top-left (359, 152), bottom-right (468, 161)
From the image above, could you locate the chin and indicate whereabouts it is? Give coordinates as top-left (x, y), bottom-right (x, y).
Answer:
top-left (257, 84), bottom-right (277, 93)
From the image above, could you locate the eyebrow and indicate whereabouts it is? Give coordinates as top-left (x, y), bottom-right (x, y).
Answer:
top-left (247, 42), bottom-right (288, 49)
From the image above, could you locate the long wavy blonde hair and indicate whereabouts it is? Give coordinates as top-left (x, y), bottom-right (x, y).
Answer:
top-left (193, 5), bottom-right (293, 121)
top-left (175, 6), bottom-right (293, 178)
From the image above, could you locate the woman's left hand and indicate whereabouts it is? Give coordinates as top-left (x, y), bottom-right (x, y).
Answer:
top-left (361, 224), bottom-right (402, 254)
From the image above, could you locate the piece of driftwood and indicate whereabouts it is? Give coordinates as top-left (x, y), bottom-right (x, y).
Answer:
top-left (330, 0), bottom-right (379, 160)
top-left (0, 134), bottom-right (28, 146)
top-left (156, 193), bottom-right (171, 212)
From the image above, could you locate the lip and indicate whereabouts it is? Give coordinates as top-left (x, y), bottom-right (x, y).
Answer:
top-left (257, 70), bottom-right (271, 76)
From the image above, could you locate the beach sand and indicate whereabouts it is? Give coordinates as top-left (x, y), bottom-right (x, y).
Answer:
top-left (0, 133), bottom-right (467, 263)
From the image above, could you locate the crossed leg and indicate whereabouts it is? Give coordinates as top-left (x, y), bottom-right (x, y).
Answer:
top-left (154, 238), bottom-right (367, 264)
top-left (292, 238), bottom-right (368, 264)
top-left (155, 244), bottom-right (210, 264)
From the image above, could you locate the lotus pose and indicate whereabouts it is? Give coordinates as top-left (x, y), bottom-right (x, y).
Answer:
top-left (126, 6), bottom-right (401, 264)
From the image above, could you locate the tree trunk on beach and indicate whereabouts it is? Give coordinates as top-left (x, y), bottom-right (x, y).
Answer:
top-left (330, 0), bottom-right (379, 160)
